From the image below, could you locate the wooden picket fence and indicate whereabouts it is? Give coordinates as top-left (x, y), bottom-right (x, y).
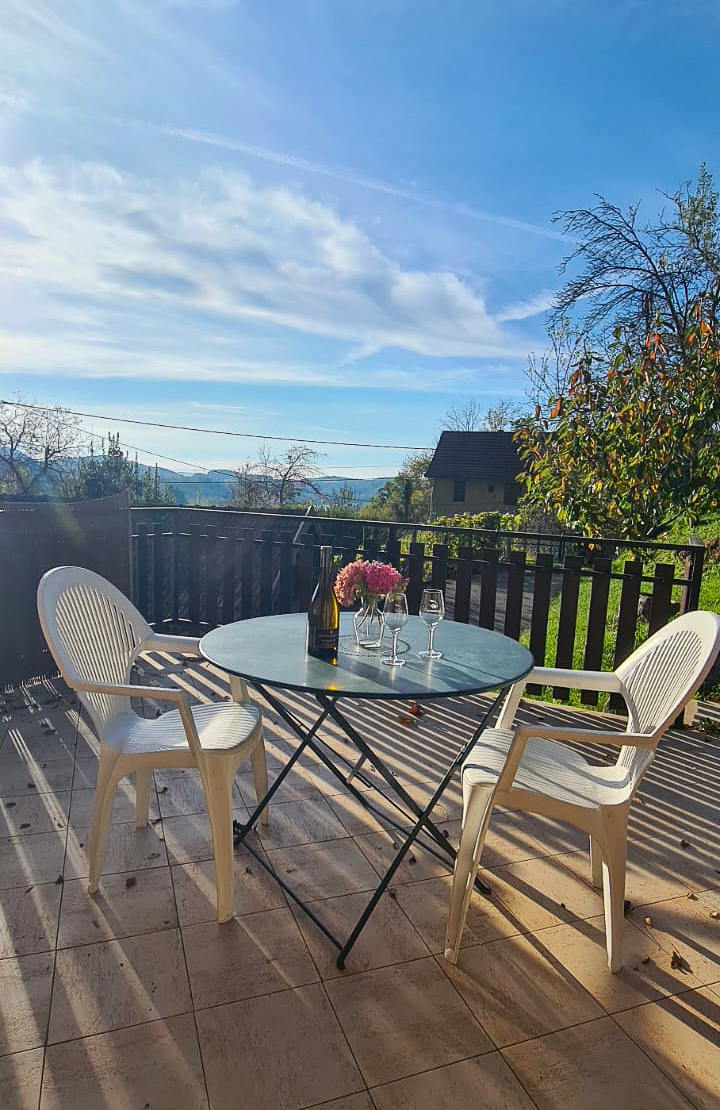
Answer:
top-left (131, 509), bottom-right (704, 706)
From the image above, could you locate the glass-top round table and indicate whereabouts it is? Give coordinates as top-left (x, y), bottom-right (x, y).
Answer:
top-left (200, 612), bottom-right (533, 968)
top-left (201, 612), bottom-right (533, 700)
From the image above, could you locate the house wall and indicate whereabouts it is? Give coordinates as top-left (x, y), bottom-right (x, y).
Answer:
top-left (430, 477), bottom-right (519, 519)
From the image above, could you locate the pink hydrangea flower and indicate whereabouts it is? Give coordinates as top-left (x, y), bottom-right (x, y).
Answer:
top-left (334, 559), bottom-right (407, 607)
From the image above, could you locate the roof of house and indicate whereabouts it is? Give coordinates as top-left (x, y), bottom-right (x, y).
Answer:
top-left (424, 431), bottom-right (521, 480)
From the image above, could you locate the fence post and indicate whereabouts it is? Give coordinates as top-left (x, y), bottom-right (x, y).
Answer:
top-left (681, 542), bottom-right (705, 613)
top-left (503, 549), bottom-right (526, 641)
top-left (295, 534), bottom-right (315, 611)
top-left (648, 562), bottom-right (676, 635)
top-left (527, 552), bottom-right (554, 693)
top-left (406, 541), bottom-right (425, 614)
top-left (188, 523), bottom-right (202, 625)
top-left (478, 548), bottom-right (499, 630)
top-left (240, 529), bottom-right (254, 619)
top-left (431, 543), bottom-right (448, 594)
top-left (222, 529), bottom-right (238, 624)
top-left (152, 521), bottom-right (164, 626)
top-left (453, 546), bottom-right (473, 623)
top-left (581, 556), bottom-right (612, 706)
top-left (136, 522), bottom-right (150, 619)
top-left (553, 554), bottom-right (583, 700)
top-left (204, 525), bottom-right (219, 628)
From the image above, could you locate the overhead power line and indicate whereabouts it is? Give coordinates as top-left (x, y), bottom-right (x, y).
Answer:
top-left (2, 399), bottom-right (430, 452)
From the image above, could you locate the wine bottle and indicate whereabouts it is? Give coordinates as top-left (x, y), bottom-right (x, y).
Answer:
top-left (307, 546), bottom-right (339, 660)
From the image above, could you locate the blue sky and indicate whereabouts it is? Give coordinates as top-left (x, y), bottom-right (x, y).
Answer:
top-left (1, 0), bottom-right (718, 477)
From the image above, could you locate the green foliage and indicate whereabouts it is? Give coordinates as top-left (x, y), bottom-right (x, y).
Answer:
top-left (360, 451), bottom-right (433, 522)
top-left (517, 305), bottom-right (720, 539)
top-left (61, 433), bottom-right (175, 505)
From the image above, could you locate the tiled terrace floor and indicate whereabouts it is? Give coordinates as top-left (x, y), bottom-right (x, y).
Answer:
top-left (1, 653), bottom-right (720, 1110)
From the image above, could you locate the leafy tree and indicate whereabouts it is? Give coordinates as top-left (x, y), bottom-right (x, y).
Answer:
top-left (552, 165), bottom-right (720, 355)
top-left (0, 397), bottom-right (80, 496)
top-left (361, 451), bottom-right (433, 522)
top-left (61, 433), bottom-right (175, 505)
top-left (516, 305), bottom-right (720, 539)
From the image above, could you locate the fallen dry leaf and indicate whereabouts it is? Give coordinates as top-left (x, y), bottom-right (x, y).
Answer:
top-left (397, 714), bottom-right (418, 726)
top-left (679, 838), bottom-right (690, 849)
top-left (670, 949), bottom-right (692, 972)
top-left (687, 892), bottom-right (698, 900)
top-left (125, 876), bottom-right (137, 889)
top-left (408, 701), bottom-right (426, 717)
top-left (624, 899), bottom-right (633, 915)
top-left (710, 910), bottom-right (719, 919)
top-left (644, 916), bottom-right (653, 926)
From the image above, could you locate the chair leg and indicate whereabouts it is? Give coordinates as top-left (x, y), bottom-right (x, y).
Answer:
top-left (202, 758), bottom-right (235, 924)
top-left (135, 767), bottom-right (152, 828)
top-left (589, 835), bottom-right (603, 889)
top-left (600, 814), bottom-right (629, 973)
top-left (250, 739), bottom-right (270, 826)
top-left (444, 783), bottom-right (495, 964)
top-left (87, 748), bottom-right (122, 895)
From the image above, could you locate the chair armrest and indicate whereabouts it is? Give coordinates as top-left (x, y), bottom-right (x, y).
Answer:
top-left (141, 633), bottom-right (202, 656)
top-left (514, 723), bottom-right (655, 749)
top-left (527, 667), bottom-right (622, 692)
top-left (72, 679), bottom-right (202, 757)
top-left (72, 678), bottom-right (188, 701)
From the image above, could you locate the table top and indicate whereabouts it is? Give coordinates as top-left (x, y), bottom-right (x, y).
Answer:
top-left (200, 613), bottom-right (533, 701)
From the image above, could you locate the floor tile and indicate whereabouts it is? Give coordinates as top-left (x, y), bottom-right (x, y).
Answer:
top-left (394, 875), bottom-right (519, 954)
top-left (370, 1052), bottom-right (537, 1110)
top-left (0, 1048), bottom-right (44, 1110)
top-left (57, 868), bottom-right (177, 947)
top-left (266, 837), bottom-right (380, 902)
top-left (485, 852), bottom-right (602, 933)
top-left (155, 767), bottom-right (238, 818)
top-left (325, 956), bottom-right (492, 1086)
top-left (628, 890), bottom-right (720, 984)
top-left (443, 932), bottom-right (604, 1047)
top-left (0, 952), bottom-right (54, 1055)
top-left (256, 796), bottom-right (348, 849)
top-left (161, 810), bottom-right (245, 864)
top-left (291, 889), bottom-right (429, 978)
top-left (47, 928), bottom-right (191, 1042)
top-left (68, 783), bottom-right (159, 827)
top-left (0, 882), bottom-right (62, 958)
top-left (171, 852), bottom-right (285, 926)
top-left (615, 987), bottom-right (720, 1110)
top-left (64, 822), bottom-right (168, 879)
top-left (0, 758), bottom-right (74, 798)
top-left (196, 983), bottom-right (363, 1110)
top-left (183, 906), bottom-right (318, 1008)
top-left (41, 1013), bottom-right (208, 1110)
top-left (305, 1097), bottom-right (373, 1110)
top-left (502, 1015), bottom-right (694, 1110)
top-left (353, 826), bottom-right (459, 886)
top-left (557, 844), bottom-right (689, 908)
top-left (0, 793), bottom-right (70, 837)
top-left (0, 832), bottom-right (66, 891)
top-left (531, 914), bottom-right (702, 1012)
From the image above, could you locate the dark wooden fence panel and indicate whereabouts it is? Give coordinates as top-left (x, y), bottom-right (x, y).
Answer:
top-left (1, 493), bottom-right (131, 685)
top-left (126, 509), bottom-right (704, 716)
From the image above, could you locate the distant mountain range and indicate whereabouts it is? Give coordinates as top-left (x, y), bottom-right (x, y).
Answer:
top-left (151, 468), bottom-right (391, 507)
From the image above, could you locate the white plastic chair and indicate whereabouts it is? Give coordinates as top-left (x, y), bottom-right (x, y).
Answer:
top-left (444, 610), bottom-right (720, 971)
top-left (37, 566), bottom-right (269, 923)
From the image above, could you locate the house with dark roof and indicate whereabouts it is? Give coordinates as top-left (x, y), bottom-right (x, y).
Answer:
top-left (424, 430), bottom-right (522, 518)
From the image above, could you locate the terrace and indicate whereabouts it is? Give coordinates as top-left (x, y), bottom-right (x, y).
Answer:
top-left (1, 500), bottom-right (719, 1109)
top-left (2, 656), bottom-right (720, 1110)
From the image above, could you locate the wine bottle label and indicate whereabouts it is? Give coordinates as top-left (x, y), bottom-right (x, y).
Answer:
top-left (307, 627), bottom-right (339, 656)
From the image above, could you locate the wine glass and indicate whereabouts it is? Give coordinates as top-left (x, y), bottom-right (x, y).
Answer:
top-left (419, 588), bottom-right (445, 658)
top-left (382, 591), bottom-right (408, 667)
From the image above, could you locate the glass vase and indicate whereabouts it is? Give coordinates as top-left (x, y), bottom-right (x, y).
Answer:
top-left (353, 595), bottom-right (385, 649)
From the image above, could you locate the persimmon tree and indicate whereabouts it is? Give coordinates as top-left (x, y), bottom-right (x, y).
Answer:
top-left (515, 305), bottom-right (720, 539)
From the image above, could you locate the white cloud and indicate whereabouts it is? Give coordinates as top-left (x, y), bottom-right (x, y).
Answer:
top-left (496, 290), bottom-right (556, 322)
top-left (0, 157), bottom-right (534, 369)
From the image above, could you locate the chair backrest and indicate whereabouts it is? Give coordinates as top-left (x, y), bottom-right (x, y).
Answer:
top-left (37, 566), bottom-right (152, 736)
top-left (615, 610), bottom-right (720, 786)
